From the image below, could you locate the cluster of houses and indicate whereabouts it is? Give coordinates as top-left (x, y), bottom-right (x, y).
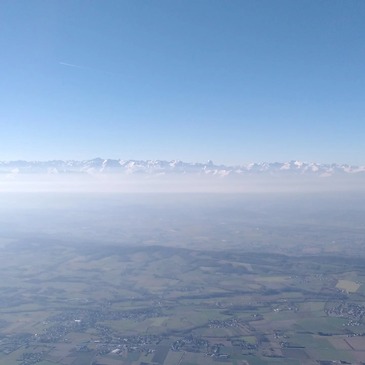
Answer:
top-left (326, 302), bottom-right (365, 327)
top-left (208, 318), bottom-right (245, 328)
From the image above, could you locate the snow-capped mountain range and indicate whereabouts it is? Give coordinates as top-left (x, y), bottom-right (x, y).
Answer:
top-left (1, 158), bottom-right (364, 177)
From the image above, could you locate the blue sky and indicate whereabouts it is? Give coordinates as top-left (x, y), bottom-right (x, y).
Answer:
top-left (1, 0), bottom-right (364, 165)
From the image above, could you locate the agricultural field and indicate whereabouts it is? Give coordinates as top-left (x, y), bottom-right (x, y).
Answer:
top-left (1, 192), bottom-right (365, 365)
top-left (1, 241), bottom-right (365, 365)
top-left (336, 280), bottom-right (361, 293)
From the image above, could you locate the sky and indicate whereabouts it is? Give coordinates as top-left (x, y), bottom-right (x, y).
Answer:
top-left (1, 0), bottom-right (364, 166)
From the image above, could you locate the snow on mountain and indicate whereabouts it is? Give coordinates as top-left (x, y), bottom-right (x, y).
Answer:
top-left (0, 159), bottom-right (364, 177)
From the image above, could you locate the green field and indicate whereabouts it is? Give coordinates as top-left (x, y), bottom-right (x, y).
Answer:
top-left (1, 193), bottom-right (365, 364)
top-left (1, 242), bottom-right (365, 365)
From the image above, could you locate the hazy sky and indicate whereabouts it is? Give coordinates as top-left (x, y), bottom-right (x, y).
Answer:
top-left (1, 1), bottom-right (364, 165)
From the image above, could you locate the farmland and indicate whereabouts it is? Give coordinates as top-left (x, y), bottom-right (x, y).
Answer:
top-left (1, 242), bottom-right (365, 364)
top-left (0, 192), bottom-right (365, 365)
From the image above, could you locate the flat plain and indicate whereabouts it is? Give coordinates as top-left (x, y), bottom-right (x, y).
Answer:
top-left (0, 193), bottom-right (365, 365)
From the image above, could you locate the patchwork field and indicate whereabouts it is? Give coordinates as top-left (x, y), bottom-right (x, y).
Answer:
top-left (1, 192), bottom-right (365, 365)
top-left (0, 241), bottom-right (365, 365)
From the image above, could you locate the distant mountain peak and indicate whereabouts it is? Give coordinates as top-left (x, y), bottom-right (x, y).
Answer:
top-left (0, 159), bottom-right (364, 177)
